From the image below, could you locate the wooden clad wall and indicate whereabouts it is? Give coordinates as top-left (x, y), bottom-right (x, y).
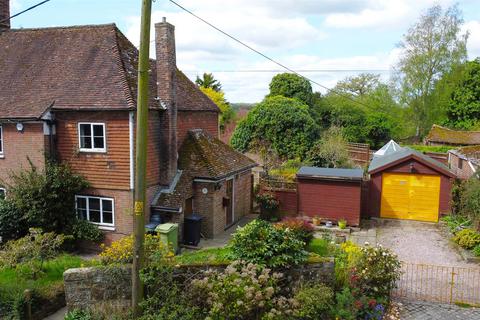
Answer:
top-left (56, 111), bottom-right (131, 190)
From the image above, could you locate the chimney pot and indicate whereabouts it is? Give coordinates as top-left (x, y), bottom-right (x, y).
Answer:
top-left (0, 0), bottom-right (10, 31)
top-left (162, 17), bottom-right (166, 23)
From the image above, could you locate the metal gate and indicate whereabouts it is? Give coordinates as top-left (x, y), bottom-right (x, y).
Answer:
top-left (393, 263), bottom-right (480, 305)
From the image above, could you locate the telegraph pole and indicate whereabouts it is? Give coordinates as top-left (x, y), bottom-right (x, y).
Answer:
top-left (132, 0), bottom-right (152, 316)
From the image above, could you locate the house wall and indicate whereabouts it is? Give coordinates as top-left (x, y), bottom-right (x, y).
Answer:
top-left (298, 179), bottom-right (361, 226)
top-left (0, 122), bottom-right (46, 188)
top-left (449, 152), bottom-right (476, 180)
top-left (366, 158), bottom-right (453, 218)
top-left (177, 111), bottom-right (218, 149)
top-left (193, 170), bottom-right (252, 238)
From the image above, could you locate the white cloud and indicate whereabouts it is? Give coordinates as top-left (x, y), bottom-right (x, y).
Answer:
top-left (463, 20), bottom-right (480, 59)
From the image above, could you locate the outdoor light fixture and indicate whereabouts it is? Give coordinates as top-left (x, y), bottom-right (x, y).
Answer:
top-left (16, 123), bottom-right (24, 132)
top-left (409, 163), bottom-right (415, 172)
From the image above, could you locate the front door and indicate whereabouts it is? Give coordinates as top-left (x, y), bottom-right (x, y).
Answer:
top-left (226, 178), bottom-right (234, 226)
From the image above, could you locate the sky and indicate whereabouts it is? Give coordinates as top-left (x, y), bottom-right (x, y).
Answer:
top-left (10, 0), bottom-right (480, 103)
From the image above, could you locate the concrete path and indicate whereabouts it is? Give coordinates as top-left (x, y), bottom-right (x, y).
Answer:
top-left (376, 219), bottom-right (475, 267)
top-left (398, 300), bottom-right (480, 319)
top-left (42, 307), bottom-right (67, 320)
top-left (195, 214), bottom-right (257, 248)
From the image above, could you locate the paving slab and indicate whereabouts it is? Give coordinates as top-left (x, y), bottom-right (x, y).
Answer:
top-left (398, 300), bottom-right (480, 320)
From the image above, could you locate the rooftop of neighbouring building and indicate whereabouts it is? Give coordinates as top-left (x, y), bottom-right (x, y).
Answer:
top-left (297, 166), bottom-right (364, 181)
top-left (425, 125), bottom-right (480, 146)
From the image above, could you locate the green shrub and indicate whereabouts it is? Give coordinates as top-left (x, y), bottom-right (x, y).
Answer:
top-left (5, 161), bottom-right (89, 234)
top-left (473, 244), bottom-right (480, 257)
top-left (293, 283), bottom-right (333, 319)
top-left (352, 244), bottom-right (401, 299)
top-left (334, 287), bottom-right (358, 320)
top-left (334, 241), bottom-right (362, 288)
top-left (229, 220), bottom-right (308, 268)
top-left (307, 238), bottom-right (333, 257)
top-left (275, 217), bottom-right (314, 244)
top-left (71, 219), bottom-right (104, 243)
top-left (459, 178), bottom-right (480, 225)
top-left (190, 261), bottom-right (290, 320)
top-left (453, 228), bottom-right (480, 249)
top-left (441, 215), bottom-right (472, 233)
top-left (0, 199), bottom-right (27, 242)
top-left (256, 193), bottom-right (279, 220)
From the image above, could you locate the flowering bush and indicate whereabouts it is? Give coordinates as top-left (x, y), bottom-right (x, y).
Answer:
top-left (334, 241), bottom-right (362, 288)
top-left (190, 261), bottom-right (293, 320)
top-left (292, 283), bottom-right (334, 319)
top-left (256, 193), bottom-right (279, 220)
top-left (452, 228), bottom-right (480, 249)
top-left (99, 234), bottom-right (173, 265)
top-left (275, 217), bottom-right (315, 244)
top-left (230, 220), bottom-right (308, 268)
top-left (351, 244), bottom-right (401, 299)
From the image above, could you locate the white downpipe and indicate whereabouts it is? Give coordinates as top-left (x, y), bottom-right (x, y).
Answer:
top-left (129, 111), bottom-right (135, 190)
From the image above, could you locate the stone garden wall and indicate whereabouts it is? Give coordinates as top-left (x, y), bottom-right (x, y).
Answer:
top-left (63, 259), bottom-right (335, 311)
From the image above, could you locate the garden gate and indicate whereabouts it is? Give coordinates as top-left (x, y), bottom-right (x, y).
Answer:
top-left (393, 262), bottom-right (480, 305)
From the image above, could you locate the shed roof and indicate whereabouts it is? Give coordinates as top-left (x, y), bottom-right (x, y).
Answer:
top-left (0, 24), bottom-right (218, 119)
top-left (297, 166), bottom-right (364, 181)
top-left (425, 125), bottom-right (480, 145)
top-left (368, 147), bottom-right (455, 177)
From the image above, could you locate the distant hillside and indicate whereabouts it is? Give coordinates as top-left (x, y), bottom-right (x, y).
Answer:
top-left (230, 103), bottom-right (256, 112)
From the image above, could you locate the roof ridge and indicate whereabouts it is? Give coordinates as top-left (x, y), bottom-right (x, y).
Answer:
top-left (431, 124), bottom-right (480, 133)
top-left (9, 23), bottom-right (117, 32)
top-left (189, 130), bottom-right (219, 177)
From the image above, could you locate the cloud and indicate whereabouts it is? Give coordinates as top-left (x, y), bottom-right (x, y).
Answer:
top-left (463, 20), bottom-right (480, 59)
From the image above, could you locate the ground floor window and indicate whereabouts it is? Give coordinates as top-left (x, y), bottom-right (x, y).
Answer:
top-left (75, 195), bottom-right (114, 226)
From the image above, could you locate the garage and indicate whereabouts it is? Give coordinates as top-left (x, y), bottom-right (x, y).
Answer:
top-left (367, 145), bottom-right (455, 222)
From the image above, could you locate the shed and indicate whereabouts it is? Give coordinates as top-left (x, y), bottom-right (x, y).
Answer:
top-left (367, 147), bottom-right (456, 222)
top-left (297, 166), bottom-right (364, 226)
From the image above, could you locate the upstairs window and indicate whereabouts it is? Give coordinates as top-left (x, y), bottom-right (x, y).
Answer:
top-left (76, 195), bottom-right (114, 227)
top-left (0, 125), bottom-right (3, 155)
top-left (78, 123), bottom-right (106, 152)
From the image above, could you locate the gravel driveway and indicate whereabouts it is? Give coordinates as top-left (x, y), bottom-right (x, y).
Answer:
top-left (376, 219), bottom-right (475, 267)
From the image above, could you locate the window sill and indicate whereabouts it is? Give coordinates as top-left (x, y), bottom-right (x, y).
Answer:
top-left (0, 154), bottom-right (4, 159)
top-left (79, 149), bottom-right (107, 154)
top-left (98, 225), bottom-right (116, 231)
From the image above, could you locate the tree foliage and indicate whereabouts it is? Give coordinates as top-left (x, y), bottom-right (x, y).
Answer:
top-left (268, 73), bottom-right (314, 106)
top-left (395, 4), bottom-right (468, 136)
top-left (199, 86), bottom-right (234, 132)
top-left (307, 127), bottom-right (355, 168)
top-left (444, 58), bottom-right (480, 129)
top-left (231, 96), bottom-right (319, 159)
top-left (195, 73), bottom-right (222, 92)
top-left (4, 161), bottom-right (89, 234)
top-left (335, 73), bottom-right (381, 96)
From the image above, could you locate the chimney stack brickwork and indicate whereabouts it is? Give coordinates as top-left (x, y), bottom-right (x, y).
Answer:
top-left (155, 19), bottom-right (178, 186)
top-left (0, 0), bottom-right (10, 31)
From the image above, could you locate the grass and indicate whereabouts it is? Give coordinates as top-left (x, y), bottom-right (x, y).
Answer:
top-left (307, 238), bottom-right (333, 257)
top-left (405, 144), bottom-right (455, 153)
top-left (0, 254), bottom-right (88, 317)
top-left (174, 247), bottom-right (232, 266)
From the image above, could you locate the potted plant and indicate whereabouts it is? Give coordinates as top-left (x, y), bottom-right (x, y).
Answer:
top-left (312, 215), bottom-right (321, 226)
top-left (338, 218), bottom-right (347, 229)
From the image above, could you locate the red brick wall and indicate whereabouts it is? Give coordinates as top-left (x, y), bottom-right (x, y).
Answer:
top-left (0, 122), bottom-right (46, 187)
top-left (177, 111), bottom-right (219, 149)
top-left (366, 158), bottom-right (453, 218)
top-left (298, 179), bottom-right (361, 226)
top-left (449, 152), bottom-right (476, 180)
top-left (260, 186), bottom-right (298, 216)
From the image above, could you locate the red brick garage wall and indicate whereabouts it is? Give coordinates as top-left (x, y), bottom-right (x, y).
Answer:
top-left (298, 179), bottom-right (361, 226)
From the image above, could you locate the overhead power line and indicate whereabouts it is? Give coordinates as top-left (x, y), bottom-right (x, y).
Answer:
top-left (168, 0), bottom-right (373, 107)
top-left (0, 0), bottom-right (52, 24)
top-left (182, 69), bottom-right (391, 73)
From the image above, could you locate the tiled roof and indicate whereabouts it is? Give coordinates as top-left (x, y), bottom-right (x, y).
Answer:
top-left (0, 24), bottom-right (218, 119)
top-left (153, 171), bottom-right (194, 210)
top-left (425, 125), bottom-right (480, 146)
top-left (178, 129), bottom-right (256, 180)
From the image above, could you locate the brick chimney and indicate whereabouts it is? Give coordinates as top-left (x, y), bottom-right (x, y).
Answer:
top-left (155, 17), bottom-right (178, 186)
top-left (0, 0), bottom-right (10, 31)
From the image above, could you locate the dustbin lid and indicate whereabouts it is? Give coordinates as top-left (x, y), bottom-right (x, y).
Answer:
top-left (185, 214), bottom-right (203, 222)
top-left (155, 223), bottom-right (178, 233)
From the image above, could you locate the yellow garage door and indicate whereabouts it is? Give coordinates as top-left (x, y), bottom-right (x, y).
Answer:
top-left (380, 173), bottom-right (440, 222)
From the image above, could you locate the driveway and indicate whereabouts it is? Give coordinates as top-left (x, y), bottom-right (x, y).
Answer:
top-left (376, 219), bottom-right (475, 267)
top-left (397, 300), bottom-right (480, 320)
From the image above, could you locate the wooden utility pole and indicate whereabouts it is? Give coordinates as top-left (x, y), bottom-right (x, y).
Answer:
top-left (132, 0), bottom-right (152, 316)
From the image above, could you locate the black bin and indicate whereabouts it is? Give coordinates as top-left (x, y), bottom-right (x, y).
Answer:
top-left (184, 214), bottom-right (203, 246)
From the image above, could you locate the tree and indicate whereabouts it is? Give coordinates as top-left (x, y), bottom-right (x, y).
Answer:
top-left (307, 127), bottom-right (354, 168)
top-left (231, 96), bottom-right (319, 159)
top-left (444, 58), bottom-right (480, 129)
top-left (195, 73), bottom-right (222, 92)
top-left (335, 73), bottom-right (381, 96)
top-left (200, 87), bottom-right (234, 132)
top-left (268, 73), bottom-right (314, 106)
top-left (395, 4), bottom-right (468, 136)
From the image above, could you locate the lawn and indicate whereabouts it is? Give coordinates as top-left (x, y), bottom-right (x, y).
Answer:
top-left (0, 254), bottom-right (89, 318)
top-left (174, 238), bottom-right (334, 266)
top-left (406, 144), bottom-right (455, 153)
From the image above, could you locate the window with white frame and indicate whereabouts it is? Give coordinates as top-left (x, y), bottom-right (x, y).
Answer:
top-left (78, 123), bottom-right (106, 152)
top-left (75, 195), bottom-right (114, 226)
top-left (0, 188), bottom-right (5, 200)
top-left (0, 125), bottom-right (3, 155)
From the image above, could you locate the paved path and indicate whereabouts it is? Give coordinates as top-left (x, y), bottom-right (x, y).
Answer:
top-left (42, 307), bottom-right (67, 320)
top-left (376, 219), bottom-right (475, 267)
top-left (398, 301), bottom-right (480, 319)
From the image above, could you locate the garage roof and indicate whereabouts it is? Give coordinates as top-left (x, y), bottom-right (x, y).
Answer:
top-left (368, 147), bottom-right (455, 177)
top-left (297, 166), bottom-right (364, 181)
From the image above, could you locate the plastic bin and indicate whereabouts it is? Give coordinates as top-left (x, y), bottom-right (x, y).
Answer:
top-left (183, 214), bottom-right (203, 246)
top-left (155, 223), bottom-right (178, 254)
